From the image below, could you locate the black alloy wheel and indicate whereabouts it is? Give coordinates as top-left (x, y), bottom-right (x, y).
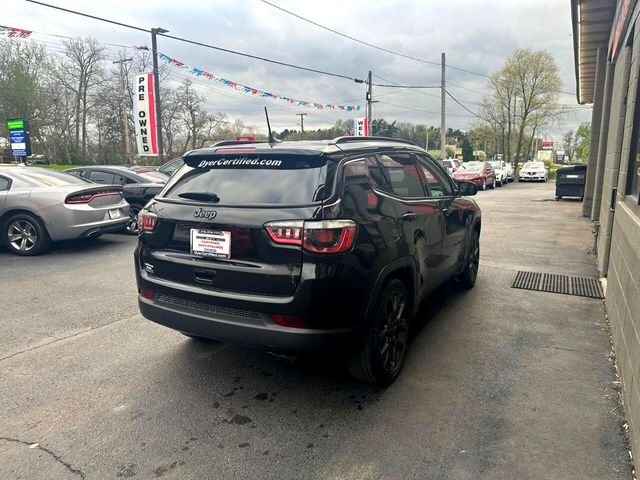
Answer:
top-left (347, 279), bottom-right (410, 385)
top-left (453, 230), bottom-right (480, 289)
top-left (126, 205), bottom-right (142, 235)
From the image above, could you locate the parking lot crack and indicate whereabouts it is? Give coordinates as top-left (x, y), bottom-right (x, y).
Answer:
top-left (0, 436), bottom-right (85, 479)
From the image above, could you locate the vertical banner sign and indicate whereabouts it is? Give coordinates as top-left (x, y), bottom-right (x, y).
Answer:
top-left (134, 73), bottom-right (158, 156)
top-left (354, 118), bottom-right (369, 137)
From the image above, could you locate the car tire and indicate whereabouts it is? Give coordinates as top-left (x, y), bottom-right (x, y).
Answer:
top-left (3, 213), bottom-right (51, 256)
top-left (490, 178), bottom-right (496, 189)
top-left (347, 278), bottom-right (410, 386)
top-left (453, 229), bottom-right (479, 289)
top-left (497, 178), bottom-right (503, 187)
top-left (481, 178), bottom-right (486, 191)
top-left (555, 196), bottom-right (561, 201)
top-left (126, 204), bottom-right (143, 235)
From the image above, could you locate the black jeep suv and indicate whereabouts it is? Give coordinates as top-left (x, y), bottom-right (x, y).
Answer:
top-left (135, 137), bottom-right (481, 385)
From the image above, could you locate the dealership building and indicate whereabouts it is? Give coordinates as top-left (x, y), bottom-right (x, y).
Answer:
top-left (572, 0), bottom-right (640, 463)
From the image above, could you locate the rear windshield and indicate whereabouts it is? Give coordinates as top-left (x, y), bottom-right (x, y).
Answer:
top-left (162, 153), bottom-right (333, 205)
top-left (13, 169), bottom-right (90, 186)
top-left (459, 162), bottom-right (483, 171)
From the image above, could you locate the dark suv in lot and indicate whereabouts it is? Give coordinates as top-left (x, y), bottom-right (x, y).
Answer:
top-left (135, 137), bottom-right (481, 385)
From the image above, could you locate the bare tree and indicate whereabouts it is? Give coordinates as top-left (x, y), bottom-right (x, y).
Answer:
top-left (53, 37), bottom-right (106, 160)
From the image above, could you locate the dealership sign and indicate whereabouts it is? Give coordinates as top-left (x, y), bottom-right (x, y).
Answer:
top-left (539, 141), bottom-right (554, 150)
top-left (134, 73), bottom-right (158, 156)
top-left (7, 118), bottom-right (31, 157)
top-left (354, 118), bottom-right (369, 136)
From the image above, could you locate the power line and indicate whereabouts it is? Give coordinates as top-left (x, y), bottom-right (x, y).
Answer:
top-left (445, 90), bottom-right (486, 120)
top-left (259, 0), bottom-right (496, 80)
top-left (259, 0), bottom-right (441, 66)
top-left (379, 100), bottom-right (474, 118)
top-left (26, 0), bottom-right (366, 83)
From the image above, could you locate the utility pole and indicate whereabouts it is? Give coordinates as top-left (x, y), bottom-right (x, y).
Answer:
top-left (366, 70), bottom-right (373, 136)
top-left (440, 52), bottom-right (446, 159)
top-left (113, 57), bottom-right (133, 166)
top-left (151, 27), bottom-right (168, 163)
top-left (296, 113), bottom-right (307, 140)
top-left (426, 130), bottom-right (429, 151)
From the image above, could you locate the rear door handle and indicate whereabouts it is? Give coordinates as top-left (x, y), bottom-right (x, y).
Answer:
top-left (442, 207), bottom-right (452, 216)
top-left (402, 212), bottom-right (417, 222)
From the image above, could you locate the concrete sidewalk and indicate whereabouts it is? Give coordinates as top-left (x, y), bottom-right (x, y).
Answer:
top-left (0, 180), bottom-right (632, 480)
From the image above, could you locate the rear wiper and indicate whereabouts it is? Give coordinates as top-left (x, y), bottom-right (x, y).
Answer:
top-left (178, 192), bottom-right (220, 202)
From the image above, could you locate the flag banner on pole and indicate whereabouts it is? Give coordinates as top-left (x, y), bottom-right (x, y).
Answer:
top-left (0, 25), bottom-right (32, 38)
top-left (134, 73), bottom-right (159, 156)
top-left (158, 52), bottom-right (362, 112)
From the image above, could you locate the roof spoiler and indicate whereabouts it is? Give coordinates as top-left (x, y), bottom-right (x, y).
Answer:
top-left (330, 136), bottom-right (417, 146)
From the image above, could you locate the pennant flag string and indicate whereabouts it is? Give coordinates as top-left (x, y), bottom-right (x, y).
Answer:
top-left (0, 25), bottom-right (33, 38)
top-left (157, 51), bottom-right (361, 112)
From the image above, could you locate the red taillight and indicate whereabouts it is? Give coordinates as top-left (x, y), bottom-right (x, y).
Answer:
top-left (139, 288), bottom-right (155, 299)
top-left (265, 221), bottom-right (304, 245)
top-left (265, 220), bottom-right (357, 254)
top-left (65, 190), bottom-right (121, 204)
top-left (270, 313), bottom-right (307, 328)
top-left (138, 210), bottom-right (158, 233)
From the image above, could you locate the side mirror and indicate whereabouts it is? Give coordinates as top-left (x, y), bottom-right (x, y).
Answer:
top-left (457, 181), bottom-right (478, 196)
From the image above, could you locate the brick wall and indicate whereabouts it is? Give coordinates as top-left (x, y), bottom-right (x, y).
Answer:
top-left (603, 18), bottom-right (640, 466)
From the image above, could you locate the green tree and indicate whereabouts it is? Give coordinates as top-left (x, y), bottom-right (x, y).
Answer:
top-left (575, 122), bottom-right (591, 163)
top-left (562, 130), bottom-right (576, 163)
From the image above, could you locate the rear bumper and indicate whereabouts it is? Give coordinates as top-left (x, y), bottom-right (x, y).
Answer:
top-left (78, 218), bottom-right (129, 238)
top-left (138, 294), bottom-right (363, 352)
top-left (47, 202), bottom-right (130, 241)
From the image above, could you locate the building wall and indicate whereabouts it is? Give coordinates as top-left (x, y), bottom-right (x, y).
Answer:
top-left (599, 16), bottom-right (640, 466)
top-left (597, 46), bottom-right (631, 272)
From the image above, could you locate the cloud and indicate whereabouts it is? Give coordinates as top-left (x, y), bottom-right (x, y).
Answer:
top-left (9, 0), bottom-right (590, 138)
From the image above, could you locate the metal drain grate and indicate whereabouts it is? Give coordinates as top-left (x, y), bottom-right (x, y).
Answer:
top-left (512, 271), bottom-right (604, 299)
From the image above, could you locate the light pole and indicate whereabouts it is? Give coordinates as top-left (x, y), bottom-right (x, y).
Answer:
top-left (151, 27), bottom-right (168, 163)
top-left (296, 113), bottom-right (307, 140)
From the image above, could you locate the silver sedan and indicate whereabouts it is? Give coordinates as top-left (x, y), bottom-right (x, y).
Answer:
top-left (0, 166), bottom-right (130, 255)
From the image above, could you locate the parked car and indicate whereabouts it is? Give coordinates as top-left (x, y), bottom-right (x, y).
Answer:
top-left (519, 161), bottom-right (549, 182)
top-left (488, 160), bottom-right (508, 186)
top-left (158, 158), bottom-right (184, 177)
top-left (66, 166), bottom-right (166, 234)
top-left (438, 159), bottom-right (461, 176)
top-left (504, 162), bottom-right (515, 182)
top-left (0, 166), bottom-right (129, 255)
top-left (135, 137), bottom-right (482, 385)
top-left (452, 161), bottom-right (496, 190)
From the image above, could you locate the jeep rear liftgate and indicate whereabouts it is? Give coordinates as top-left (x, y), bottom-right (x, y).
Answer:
top-left (138, 151), bottom-right (335, 297)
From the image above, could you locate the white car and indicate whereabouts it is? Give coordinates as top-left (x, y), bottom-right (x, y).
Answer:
top-left (504, 163), bottom-right (515, 182)
top-left (519, 162), bottom-right (549, 182)
top-left (488, 160), bottom-right (508, 186)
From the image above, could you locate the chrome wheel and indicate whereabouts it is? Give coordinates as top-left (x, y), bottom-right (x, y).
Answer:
top-left (378, 289), bottom-right (409, 375)
top-left (7, 219), bottom-right (38, 252)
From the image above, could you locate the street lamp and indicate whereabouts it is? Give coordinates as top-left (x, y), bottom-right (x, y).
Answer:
top-left (150, 27), bottom-right (169, 162)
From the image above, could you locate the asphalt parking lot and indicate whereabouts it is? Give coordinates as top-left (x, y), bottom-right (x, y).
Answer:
top-left (0, 181), bottom-right (631, 479)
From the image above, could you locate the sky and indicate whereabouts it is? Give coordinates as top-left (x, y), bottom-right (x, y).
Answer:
top-left (5, 0), bottom-right (592, 142)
